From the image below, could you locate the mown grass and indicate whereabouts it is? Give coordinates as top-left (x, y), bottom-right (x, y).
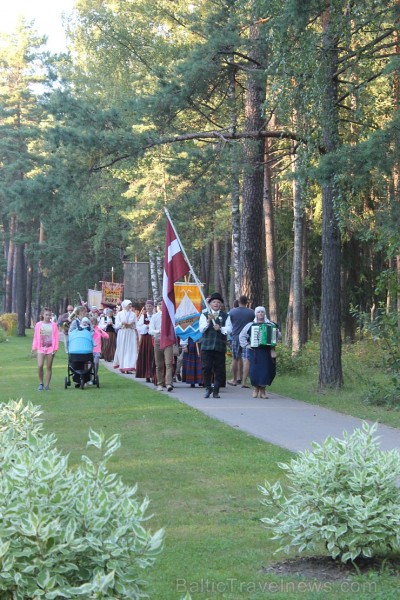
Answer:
top-left (1, 331), bottom-right (399, 599)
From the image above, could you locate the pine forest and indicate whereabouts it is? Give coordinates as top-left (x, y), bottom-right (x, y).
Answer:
top-left (1, 0), bottom-right (399, 389)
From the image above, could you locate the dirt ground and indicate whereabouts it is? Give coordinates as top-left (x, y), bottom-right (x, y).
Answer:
top-left (262, 556), bottom-right (399, 582)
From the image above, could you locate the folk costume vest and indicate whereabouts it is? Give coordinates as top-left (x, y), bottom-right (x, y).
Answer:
top-left (201, 310), bottom-right (228, 353)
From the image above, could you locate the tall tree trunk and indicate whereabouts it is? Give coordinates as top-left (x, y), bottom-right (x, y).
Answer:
top-left (5, 215), bottom-right (16, 313)
top-left (342, 237), bottom-right (358, 341)
top-left (213, 236), bottom-right (220, 292)
top-left (34, 221), bottom-right (45, 323)
top-left (394, 6), bottom-right (400, 322)
top-left (239, 5), bottom-right (266, 308)
top-left (149, 250), bottom-right (159, 300)
top-left (16, 243), bottom-right (26, 337)
top-left (285, 269), bottom-right (294, 346)
top-left (2, 216), bottom-right (10, 312)
top-left (228, 60), bottom-right (241, 302)
top-left (318, 7), bottom-right (343, 388)
top-left (11, 247), bottom-right (17, 313)
top-left (291, 146), bottom-right (303, 354)
top-left (204, 242), bottom-right (212, 296)
top-left (221, 233), bottom-right (230, 307)
top-left (263, 136), bottom-right (279, 323)
top-left (25, 248), bottom-right (33, 328)
top-left (301, 220), bottom-right (309, 344)
top-left (156, 249), bottom-right (163, 296)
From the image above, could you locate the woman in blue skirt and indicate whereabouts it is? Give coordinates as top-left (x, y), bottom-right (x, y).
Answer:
top-left (239, 307), bottom-right (279, 399)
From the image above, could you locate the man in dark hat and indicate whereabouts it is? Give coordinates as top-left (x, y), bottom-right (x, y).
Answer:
top-left (198, 292), bottom-right (228, 398)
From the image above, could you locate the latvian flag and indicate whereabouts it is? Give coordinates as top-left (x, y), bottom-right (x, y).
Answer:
top-left (160, 218), bottom-right (189, 349)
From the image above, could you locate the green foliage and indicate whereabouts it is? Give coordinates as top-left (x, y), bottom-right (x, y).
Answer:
top-left (364, 381), bottom-right (400, 408)
top-left (0, 399), bottom-right (164, 599)
top-left (0, 328), bottom-right (7, 343)
top-left (358, 307), bottom-right (400, 375)
top-left (259, 422), bottom-right (400, 563)
top-left (353, 306), bottom-right (400, 407)
top-left (276, 340), bottom-right (318, 375)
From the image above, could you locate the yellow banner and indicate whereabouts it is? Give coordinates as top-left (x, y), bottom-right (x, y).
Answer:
top-left (174, 283), bottom-right (203, 341)
top-left (174, 283), bottom-right (202, 312)
top-left (102, 282), bottom-right (124, 306)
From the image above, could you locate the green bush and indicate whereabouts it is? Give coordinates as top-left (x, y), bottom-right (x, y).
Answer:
top-left (364, 379), bottom-right (400, 407)
top-left (259, 422), bottom-right (400, 563)
top-left (361, 308), bottom-right (400, 375)
top-left (0, 399), bottom-right (164, 599)
top-left (352, 307), bottom-right (400, 405)
top-left (276, 340), bottom-right (318, 375)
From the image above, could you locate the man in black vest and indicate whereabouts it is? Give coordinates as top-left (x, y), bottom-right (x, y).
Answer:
top-left (199, 292), bottom-right (228, 398)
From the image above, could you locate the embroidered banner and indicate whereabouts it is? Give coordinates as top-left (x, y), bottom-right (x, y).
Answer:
top-left (101, 282), bottom-right (124, 306)
top-left (174, 282), bottom-right (203, 342)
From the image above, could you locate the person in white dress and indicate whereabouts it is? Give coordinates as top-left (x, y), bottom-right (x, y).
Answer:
top-left (113, 299), bottom-right (138, 373)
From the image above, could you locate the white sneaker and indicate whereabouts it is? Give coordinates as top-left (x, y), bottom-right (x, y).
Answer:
top-left (156, 385), bottom-right (163, 391)
top-left (87, 381), bottom-right (93, 385)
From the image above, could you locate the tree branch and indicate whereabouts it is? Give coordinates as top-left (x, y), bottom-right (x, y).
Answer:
top-left (337, 70), bottom-right (386, 104)
top-left (91, 128), bottom-right (304, 172)
top-left (334, 28), bottom-right (395, 77)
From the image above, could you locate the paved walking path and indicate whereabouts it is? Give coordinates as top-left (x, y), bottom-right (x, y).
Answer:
top-left (102, 362), bottom-right (400, 454)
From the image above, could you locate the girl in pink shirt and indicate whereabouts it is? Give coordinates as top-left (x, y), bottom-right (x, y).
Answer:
top-left (32, 308), bottom-right (59, 391)
top-left (91, 316), bottom-right (109, 383)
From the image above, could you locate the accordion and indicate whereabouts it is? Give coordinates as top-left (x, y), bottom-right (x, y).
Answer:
top-left (250, 323), bottom-right (278, 348)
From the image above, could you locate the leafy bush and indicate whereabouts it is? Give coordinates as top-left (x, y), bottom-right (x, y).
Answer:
top-left (341, 338), bottom-right (386, 376)
top-left (0, 312), bottom-right (17, 335)
top-left (364, 379), bottom-right (400, 407)
top-left (259, 422), bottom-right (400, 563)
top-left (352, 307), bottom-right (400, 406)
top-left (0, 399), bottom-right (164, 599)
top-left (0, 327), bottom-right (7, 343)
top-left (360, 308), bottom-right (400, 375)
top-left (276, 340), bottom-right (318, 375)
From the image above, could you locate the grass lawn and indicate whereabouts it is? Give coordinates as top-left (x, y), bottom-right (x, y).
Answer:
top-left (1, 332), bottom-right (399, 599)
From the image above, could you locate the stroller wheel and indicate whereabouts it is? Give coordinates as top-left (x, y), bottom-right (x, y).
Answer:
top-left (96, 376), bottom-right (100, 388)
top-left (64, 377), bottom-right (68, 389)
top-left (80, 378), bottom-right (85, 389)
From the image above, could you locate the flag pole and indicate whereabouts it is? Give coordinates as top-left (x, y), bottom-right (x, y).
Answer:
top-left (163, 207), bottom-right (212, 314)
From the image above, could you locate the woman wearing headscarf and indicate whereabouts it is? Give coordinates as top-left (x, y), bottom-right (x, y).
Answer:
top-left (135, 300), bottom-right (156, 382)
top-left (113, 299), bottom-right (138, 373)
top-left (239, 307), bottom-right (279, 399)
top-left (99, 308), bottom-right (117, 362)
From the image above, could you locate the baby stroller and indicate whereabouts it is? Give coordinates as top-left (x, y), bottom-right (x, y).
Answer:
top-left (64, 319), bottom-right (99, 390)
top-left (65, 352), bottom-right (99, 389)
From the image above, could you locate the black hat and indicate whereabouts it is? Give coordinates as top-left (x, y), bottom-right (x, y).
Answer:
top-left (209, 292), bottom-right (224, 303)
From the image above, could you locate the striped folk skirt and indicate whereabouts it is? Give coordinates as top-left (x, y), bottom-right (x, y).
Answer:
top-left (101, 330), bottom-right (117, 362)
top-left (135, 334), bottom-right (155, 380)
top-left (182, 339), bottom-right (203, 385)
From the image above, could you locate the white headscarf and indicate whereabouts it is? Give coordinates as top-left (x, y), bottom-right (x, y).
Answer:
top-left (121, 299), bottom-right (132, 310)
top-left (254, 306), bottom-right (268, 323)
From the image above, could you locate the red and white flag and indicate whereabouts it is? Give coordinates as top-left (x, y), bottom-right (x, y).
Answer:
top-left (160, 218), bottom-right (189, 349)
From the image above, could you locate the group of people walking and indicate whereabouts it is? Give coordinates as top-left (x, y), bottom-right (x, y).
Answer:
top-left (32, 293), bottom-right (279, 398)
top-left (199, 293), bottom-right (279, 399)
